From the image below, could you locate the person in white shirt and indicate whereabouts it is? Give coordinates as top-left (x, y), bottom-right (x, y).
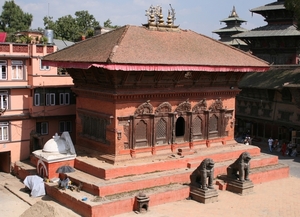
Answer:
top-left (268, 137), bottom-right (274, 152)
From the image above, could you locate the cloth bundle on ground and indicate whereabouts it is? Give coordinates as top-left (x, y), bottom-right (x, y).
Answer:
top-left (23, 175), bottom-right (46, 197)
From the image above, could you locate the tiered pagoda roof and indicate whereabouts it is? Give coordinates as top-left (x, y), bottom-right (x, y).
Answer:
top-left (213, 6), bottom-right (248, 50)
top-left (234, 0), bottom-right (298, 39)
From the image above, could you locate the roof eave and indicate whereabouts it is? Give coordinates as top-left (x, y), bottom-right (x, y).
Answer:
top-left (42, 60), bottom-right (269, 72)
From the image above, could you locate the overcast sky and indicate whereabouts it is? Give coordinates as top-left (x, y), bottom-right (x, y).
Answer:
top-left (1, 0), bottom-right (274, 38)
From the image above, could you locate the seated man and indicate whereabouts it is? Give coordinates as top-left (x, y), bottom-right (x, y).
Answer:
top-left (59, 174), bottom-right (70, 189)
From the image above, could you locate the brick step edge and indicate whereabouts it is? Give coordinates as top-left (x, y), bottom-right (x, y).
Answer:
top-left (187, 154), bottom-right (278, 169)
top-left (75, 145), bottom-right (261, 180)
top-left (68, 158), bottom-right (286, 197)
top-left (45, 182), bottom-right (189, 217)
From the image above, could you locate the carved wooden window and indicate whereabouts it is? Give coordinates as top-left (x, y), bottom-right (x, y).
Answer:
top-left (82, 115), bottom-right (106, 142)
top-left (135, 120), bottom-right (148, 147)
top-left (209, 115), bottom-right (218, 132)
top-left (156, 118), bottom-right (167, 145)
top-left (176, 117), bottom-right (185, 137)
top-left (192, 116), bottom-right (202, 139)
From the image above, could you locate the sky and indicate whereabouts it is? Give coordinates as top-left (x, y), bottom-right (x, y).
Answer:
top-left (0, 0), bottom-right (274, 39)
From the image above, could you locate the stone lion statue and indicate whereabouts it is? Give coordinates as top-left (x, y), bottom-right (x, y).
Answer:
top-left (190, 158), bottom-right (215, 190)
top-left (227, 152), bottom-right (251, 182)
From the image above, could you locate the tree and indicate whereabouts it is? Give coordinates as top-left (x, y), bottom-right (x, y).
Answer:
top-left (103, 19), bottom-right (119, 29)
top-left (42, 11), bottom-right (101, 41)
top-left (43, 16), bottom-right (57, 31)
top-left (75, 10), bottom-right (99, 36)
top-left (56, 15), bottom-right (79, 41)
top-left (0, 0), bottom-right (33, 40)
top-left (285, 0), bottom-right (300, 29)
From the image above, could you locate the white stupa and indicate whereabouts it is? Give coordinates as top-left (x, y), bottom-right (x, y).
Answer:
top-left (33, 132), bottom-right (76, 163)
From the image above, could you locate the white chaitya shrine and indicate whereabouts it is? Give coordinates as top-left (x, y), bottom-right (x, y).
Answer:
top-left (33, 132), bottom-right (76, 162)
top-left (32, 132), bottom-right (76, 178)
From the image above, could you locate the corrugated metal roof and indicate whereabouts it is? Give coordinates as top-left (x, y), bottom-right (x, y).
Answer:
top-left (233, 24), bottom-right (300, 38)
top-left (239, 66), bottom-right (300, 89)
top-left (53, 39), bottom-right (75, 50)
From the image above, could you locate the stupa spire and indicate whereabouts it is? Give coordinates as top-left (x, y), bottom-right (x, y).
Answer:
top-left (230, 6), bottom-right (238, 18)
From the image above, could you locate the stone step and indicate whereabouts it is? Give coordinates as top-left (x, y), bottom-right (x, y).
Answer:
top-left (13, 160), bottom-right (37, 180)
top-left (67, 167), bottom-right (191, 197)
top-left (187, 153), bottom-right (278, 169)
top-left (45, 182), bottom-right (190, 217)
top-left (45, 161), bottom-right (289, 217)
top-left (74, 144), bottom-right (261, 180)
top-left (67, 153), bottom-right (281, 197)
top-left (177, 148), bottom-right (195, 156)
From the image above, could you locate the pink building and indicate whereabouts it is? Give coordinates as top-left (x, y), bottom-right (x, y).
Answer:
top-left (0, 33), bottom-right (76, 173)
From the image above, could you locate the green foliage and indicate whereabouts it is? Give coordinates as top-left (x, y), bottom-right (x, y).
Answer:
top-left (285, 0), bottom-right (300, 29)
top-left (56, 15), bottom-right (79, 41)
top-left (75, 10), bottom-right (100, 35)
top-left (43, 10), bottom-right (104, 42)
top-left (0, 0), bottom-right (33, 40)
top-left (103, 19), bottom-right (120, 29)
top-left (42, 10), bottom-right (119, 41)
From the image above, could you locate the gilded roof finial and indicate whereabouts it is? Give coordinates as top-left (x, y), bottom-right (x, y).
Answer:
top-left (169, 4), bottom-right (176, 25)
top-left (158, 6), bottom-right (164, 25)
top-left (229, 6), bottom-right (238, 18)
top-left (145, 5), bottom-right (156, 25)
top-left (144, 5), bottom-right (179, 30)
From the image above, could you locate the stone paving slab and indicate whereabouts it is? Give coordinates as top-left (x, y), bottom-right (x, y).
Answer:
top-left (1, 167), bottom-right (299, 217)
top-left (113, 176), bottom-right (300, 217)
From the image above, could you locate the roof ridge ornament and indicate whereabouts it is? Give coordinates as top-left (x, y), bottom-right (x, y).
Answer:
top-left (230, 6), bottom-right (238, 18)
top-left (144, 5), bottom-right (179, 31)
top-left (169, 4), bottom-right (176, 25)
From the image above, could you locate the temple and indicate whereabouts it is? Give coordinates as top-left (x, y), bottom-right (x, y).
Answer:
top-left (213, 6), bottom-right (249, 51)
top-left (233, 0), bottom-right (299, 64)
top-left (43, 5), bottom-right (269, 164)
top-left (234, 0), bottom-right (300, 142)
top-left (10, 5), bottom-right (290, 217)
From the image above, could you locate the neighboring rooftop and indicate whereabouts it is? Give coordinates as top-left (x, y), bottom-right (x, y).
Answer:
top-left (239, 65), bottom-right (300, 89)
top-left (250, 0), bottom-right (285, 13)
top-left (53, 39), bottom-right (75, 50)
top-left (233, 24), bottom-right (300, 38)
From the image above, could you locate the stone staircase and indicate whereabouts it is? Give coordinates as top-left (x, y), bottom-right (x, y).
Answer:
top-left (14, 142), bottom-right (289, 217)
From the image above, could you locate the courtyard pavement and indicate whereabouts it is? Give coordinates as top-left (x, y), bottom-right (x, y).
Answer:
top-left (115, 141), bottom-right (300, 217)
top-left (1, 141), bottom-right (300, 217)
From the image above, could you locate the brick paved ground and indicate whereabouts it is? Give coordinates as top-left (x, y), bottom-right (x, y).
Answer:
top-left (114, 176), bottom-right (300, 217)
top-left (1, 140), bottom-right (300, 217)
top-left (2, 172), bottom-right (299, 217)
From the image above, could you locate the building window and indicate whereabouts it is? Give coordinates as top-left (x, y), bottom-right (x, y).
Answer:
top-left (59, 121), bottom-right (71, 132)
top-left (0, 91), bottom-right (8, 109)
top-left (34, 88), bottom-right (75, 106)
top-left (282, 88), bottom-right (292, 102)
top-left (11, 60), bottom-right (24, 80)
top-left (59, 93), bottom-right (70, 105)
top-left (0, 122), bottom-right (9, 141)
top-left (46, 93), bottom-right (55, 106)
top-left (208, 115), bottom-right (218, 132)
top-left (0, 60), bottom-right (7, 80)
top-left (39, 59), bottom-right (50, 70)
top-left (34, 93), bottom-right (40, 106)
top-left (36, 122), bottom-right (48, 135)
